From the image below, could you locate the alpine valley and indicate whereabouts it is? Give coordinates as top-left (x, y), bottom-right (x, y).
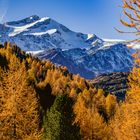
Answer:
top-left (0, 15), bottom-right (138, 79)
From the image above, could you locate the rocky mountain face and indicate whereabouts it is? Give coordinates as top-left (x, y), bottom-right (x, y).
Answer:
top-left (91, 72), bottom-right (129, 100)
top-left (0, 15), bottom-right (136, 79)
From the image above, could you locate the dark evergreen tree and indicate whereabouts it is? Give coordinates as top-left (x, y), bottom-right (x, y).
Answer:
top-left (44, 94), bottom-right (80, 140)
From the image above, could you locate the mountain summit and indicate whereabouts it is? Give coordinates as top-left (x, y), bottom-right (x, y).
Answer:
top-left (1, 15), bottom-right (102, 51)
top-left (0, 15), bottom-right (135, 79)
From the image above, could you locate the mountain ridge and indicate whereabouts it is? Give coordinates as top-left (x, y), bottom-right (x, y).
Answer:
top-left (0, 15), bottom-right (137, 79)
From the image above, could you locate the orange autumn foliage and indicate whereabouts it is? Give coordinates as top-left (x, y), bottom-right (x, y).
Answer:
top-left (0, 57), bottom-right (41, 140)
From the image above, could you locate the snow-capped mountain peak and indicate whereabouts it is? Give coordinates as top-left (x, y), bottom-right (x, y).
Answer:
top-left (0, 15), bottom-right (103, 51)
top-left (6, 16), bottom-right (50, 37)
top-left (87, 34), bottom-right (94, 40)
top-left (0, 15), bottom-right (138, 79)
top-left (6, 15), bottom-right (40, 27)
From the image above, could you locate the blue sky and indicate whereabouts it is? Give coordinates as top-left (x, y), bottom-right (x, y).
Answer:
top-left (0, 0), bottom-right (134, 40)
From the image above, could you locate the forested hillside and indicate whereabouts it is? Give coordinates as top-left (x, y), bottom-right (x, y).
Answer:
top-left (92, 72), bottom-right (129, 100)
top-left (0, 42), bottom-right (140, 140)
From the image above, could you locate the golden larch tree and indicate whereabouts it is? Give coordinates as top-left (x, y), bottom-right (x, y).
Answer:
top-left (110, 0), bottom-right (140, 139)
top-left (0, 56), bottom-right (41, 140)
top-left (73, 89), bottom-right (110, 140)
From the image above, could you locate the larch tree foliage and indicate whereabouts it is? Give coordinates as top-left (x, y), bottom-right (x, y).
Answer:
top-left (0, 54), bottom-right (41, 140)
top-left (111, 0), bottom-right (140, 139)
top-left (73, 89), bottom-right (110, 140)
top-left (117, 0), bottom-right (140, 41)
